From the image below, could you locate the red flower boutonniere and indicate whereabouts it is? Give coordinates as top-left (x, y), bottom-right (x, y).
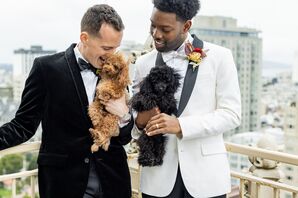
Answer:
top-left (185, 42), bottom-right (208, 71)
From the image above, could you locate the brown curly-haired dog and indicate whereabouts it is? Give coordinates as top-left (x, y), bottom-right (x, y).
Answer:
top-left (88, 53), bottom-right (130, 152)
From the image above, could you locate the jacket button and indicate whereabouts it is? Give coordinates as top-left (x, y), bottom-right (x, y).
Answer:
top-left (84, 158), bottom-right (90, 163)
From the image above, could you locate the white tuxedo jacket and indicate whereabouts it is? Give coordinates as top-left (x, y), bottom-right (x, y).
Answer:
top-left (132, 40), bottom-right (241, 198)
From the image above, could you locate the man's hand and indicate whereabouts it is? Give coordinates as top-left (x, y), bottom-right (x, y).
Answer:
top-left (145, 113), bottom-right (182, 138)
top-left (135, 108), bottom-right (160, 129)
top-left (101, 95), bottom-right (129, 118)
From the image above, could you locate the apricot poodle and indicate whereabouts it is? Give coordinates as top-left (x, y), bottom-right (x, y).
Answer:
top-left (88, 53), bottom-right (130, 152)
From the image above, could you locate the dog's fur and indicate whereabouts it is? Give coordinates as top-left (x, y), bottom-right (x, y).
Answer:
top-left (131, 65), bottom-right (181, 166)
top-left (88, 53), bottom-right (130, 152)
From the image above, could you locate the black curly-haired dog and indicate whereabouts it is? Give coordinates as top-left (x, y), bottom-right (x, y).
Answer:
top-left (131, 65), bottom-right (181, 166)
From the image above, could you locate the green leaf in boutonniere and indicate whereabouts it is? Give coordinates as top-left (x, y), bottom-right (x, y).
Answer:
top-left (96, 69), bottom-right (100, 75)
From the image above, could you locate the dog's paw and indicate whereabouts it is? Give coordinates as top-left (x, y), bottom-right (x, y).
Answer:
top-left (91, 144), bottom-right (99, 153)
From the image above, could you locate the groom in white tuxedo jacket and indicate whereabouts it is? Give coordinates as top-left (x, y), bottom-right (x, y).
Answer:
top-left (132, 0), bottom-right (241, 197)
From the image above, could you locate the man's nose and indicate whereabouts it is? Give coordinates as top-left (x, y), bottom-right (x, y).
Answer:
top-left (152, 28), bottom-right (162, 39)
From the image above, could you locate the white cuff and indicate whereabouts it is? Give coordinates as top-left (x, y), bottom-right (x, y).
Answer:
top-left (131, 124), bottom-right (143, 139)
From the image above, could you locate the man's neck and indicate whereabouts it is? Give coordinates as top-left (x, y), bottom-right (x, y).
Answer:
top-left (174, 33), bottom-right (188, 51)
top-left (76, 42), bottom-right (88, 62)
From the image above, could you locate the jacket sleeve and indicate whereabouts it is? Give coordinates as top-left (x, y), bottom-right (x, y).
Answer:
top-left (178, 49), bottom-right (241, 140)
top-left (0, 58), bottom-right (46, 150)
top-left (130, 61), bottom-right (144, 140)
top-left (115, 115), bottom-right (133, 145)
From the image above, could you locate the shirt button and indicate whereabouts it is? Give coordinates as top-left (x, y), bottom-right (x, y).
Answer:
top-left (84, 158), bottom-right (90, 163)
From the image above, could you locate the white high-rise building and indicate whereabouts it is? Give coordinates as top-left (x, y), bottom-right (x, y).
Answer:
top-left (13, 45), bottom-right (56, 101)
top-left (292, 50), bottom-right (298, 84)
top-left (191, 16), bottom-right (262, 135)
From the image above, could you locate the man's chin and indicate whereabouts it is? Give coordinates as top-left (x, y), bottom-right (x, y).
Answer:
top-left (156, 46), bottom-right (170, 52)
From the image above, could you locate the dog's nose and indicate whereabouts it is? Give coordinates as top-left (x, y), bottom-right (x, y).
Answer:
top-left (156, 83), bottom-right (167, 92)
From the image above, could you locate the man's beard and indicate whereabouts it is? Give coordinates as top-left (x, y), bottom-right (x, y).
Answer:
top-left (154, 35), bottom-right (185, 52)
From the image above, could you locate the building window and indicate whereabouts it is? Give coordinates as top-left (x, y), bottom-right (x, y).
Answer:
top-left (285, 194), bottom-right (291, 198)
top-left (286, 176), bottom-right (293, 180)
top-left (222, 20), bottom-right (227, 28)
top-left (240, 32), bottom-right (248, 37)
top-left (231, 163), bottom-right (238, 169)
top-left (221, 40), bottom-right (226, 46)
top-left (286, 166), bottom-right (293, 171)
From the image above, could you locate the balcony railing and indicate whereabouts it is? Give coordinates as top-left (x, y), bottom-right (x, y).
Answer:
top-left (0, 142), bottom-right (40, 198)
top-left (226, 142), bottom-right (298, 198)
top-left (1, 142), bottom-right (298, 198)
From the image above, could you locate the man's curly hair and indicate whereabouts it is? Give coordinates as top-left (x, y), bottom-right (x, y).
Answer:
top-left (153, 0), bottom-right (200, 21)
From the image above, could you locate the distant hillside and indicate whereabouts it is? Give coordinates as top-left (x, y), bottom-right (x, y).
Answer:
top-left (262, 61), bottom-right (291, 77)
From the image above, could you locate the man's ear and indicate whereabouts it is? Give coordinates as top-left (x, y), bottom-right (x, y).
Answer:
top-left (183, 20), bottom-right (192, 33)
top-left (80, 32), bottom-right (89, 44)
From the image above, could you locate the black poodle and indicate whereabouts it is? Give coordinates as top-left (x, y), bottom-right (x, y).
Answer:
top-left (131, 65), bottom-right (181, 166)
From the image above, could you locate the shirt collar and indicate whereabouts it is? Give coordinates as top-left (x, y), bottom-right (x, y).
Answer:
top-left (161, 33), bottom-right (194, 63)
top-left (74, 44), bottom-right (88, 64)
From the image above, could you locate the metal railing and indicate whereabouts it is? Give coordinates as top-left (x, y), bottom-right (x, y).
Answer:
top-left (0, 142), bottom-right (40, 198)
top-left (1, 142), bottom-right (298, 198)
top-left (226, 142), bottom-right (298, 198)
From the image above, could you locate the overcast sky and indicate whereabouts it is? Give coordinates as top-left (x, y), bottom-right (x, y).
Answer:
top-left (0, 0), bottom-right (297, 65)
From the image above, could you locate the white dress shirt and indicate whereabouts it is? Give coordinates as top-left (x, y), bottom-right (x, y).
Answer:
top-left (74, 46), bottom-right (98, 105)
top-left (161, 33), bottom-right (193, 107)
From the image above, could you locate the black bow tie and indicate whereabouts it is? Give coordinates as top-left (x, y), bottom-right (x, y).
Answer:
top-left (78, 58), bottom-right (98, 75)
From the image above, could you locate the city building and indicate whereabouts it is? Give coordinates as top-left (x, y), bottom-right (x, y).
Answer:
top-left (190, 16), bottom-right (262, 135)
top-left (281, 99), bottom-right (298, 198)
top-left (0, 64), bottom-right (13, 99)
top-left (261, 69), bottom-right (298, 198)
top-left (12, 45), bottom-right (56, 101)
top-left (292, 50), bottom-right (298, 84)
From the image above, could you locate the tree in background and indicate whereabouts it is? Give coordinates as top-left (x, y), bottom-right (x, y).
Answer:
top-left (25, 152), bottom-right (38, 170)
top-left (0, 154), bottom-right (23, 174)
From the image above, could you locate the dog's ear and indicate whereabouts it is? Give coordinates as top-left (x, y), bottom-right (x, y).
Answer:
top-left (116, 53), bottom-right (130, 88)
top-left (139, 77), bottom-right (153, 93)
top-left (102, 63), bottom-right (116, 76)
top-left (102, 54), bottom-right (117, 76)
top-left (172, 72), bottom-right (181, 91)
top-left (126, 55), bottom-right (134, 66)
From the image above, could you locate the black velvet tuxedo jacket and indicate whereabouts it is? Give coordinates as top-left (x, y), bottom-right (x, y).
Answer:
top-left (0, 44), bottom-right (133, 198)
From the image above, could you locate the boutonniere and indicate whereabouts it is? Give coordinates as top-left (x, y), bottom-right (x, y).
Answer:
top-left (185, 41), bottom-right (208, 71)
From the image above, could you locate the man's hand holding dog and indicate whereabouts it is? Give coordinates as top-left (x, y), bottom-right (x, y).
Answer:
top-left (101, 95), bottom-right (129, 118)
top-left (145, 113), bottom-right (182, 138)
top-left (135, 107), bottom-right (160, 129)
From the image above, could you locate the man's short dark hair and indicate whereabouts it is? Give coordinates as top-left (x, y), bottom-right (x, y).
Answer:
top-left (81, 4), bottom-right (124, 36)
top-left (153, 0), bottom-right (200, 21)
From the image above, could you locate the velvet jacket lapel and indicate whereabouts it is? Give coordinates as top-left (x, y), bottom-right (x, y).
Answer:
top-left (64, 44), bottom-right (91, 125)
top-left (155, 35), bottom-right (203, 117)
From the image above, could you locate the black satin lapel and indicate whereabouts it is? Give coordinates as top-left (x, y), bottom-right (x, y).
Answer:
top-left (65, 44), bottom-right (90, 123)
top-left (177, 35), bottom-right (204, 117)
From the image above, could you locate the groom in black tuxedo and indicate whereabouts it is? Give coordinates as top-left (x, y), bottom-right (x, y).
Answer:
top-left (0, 4), bottom-right (133, 198)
